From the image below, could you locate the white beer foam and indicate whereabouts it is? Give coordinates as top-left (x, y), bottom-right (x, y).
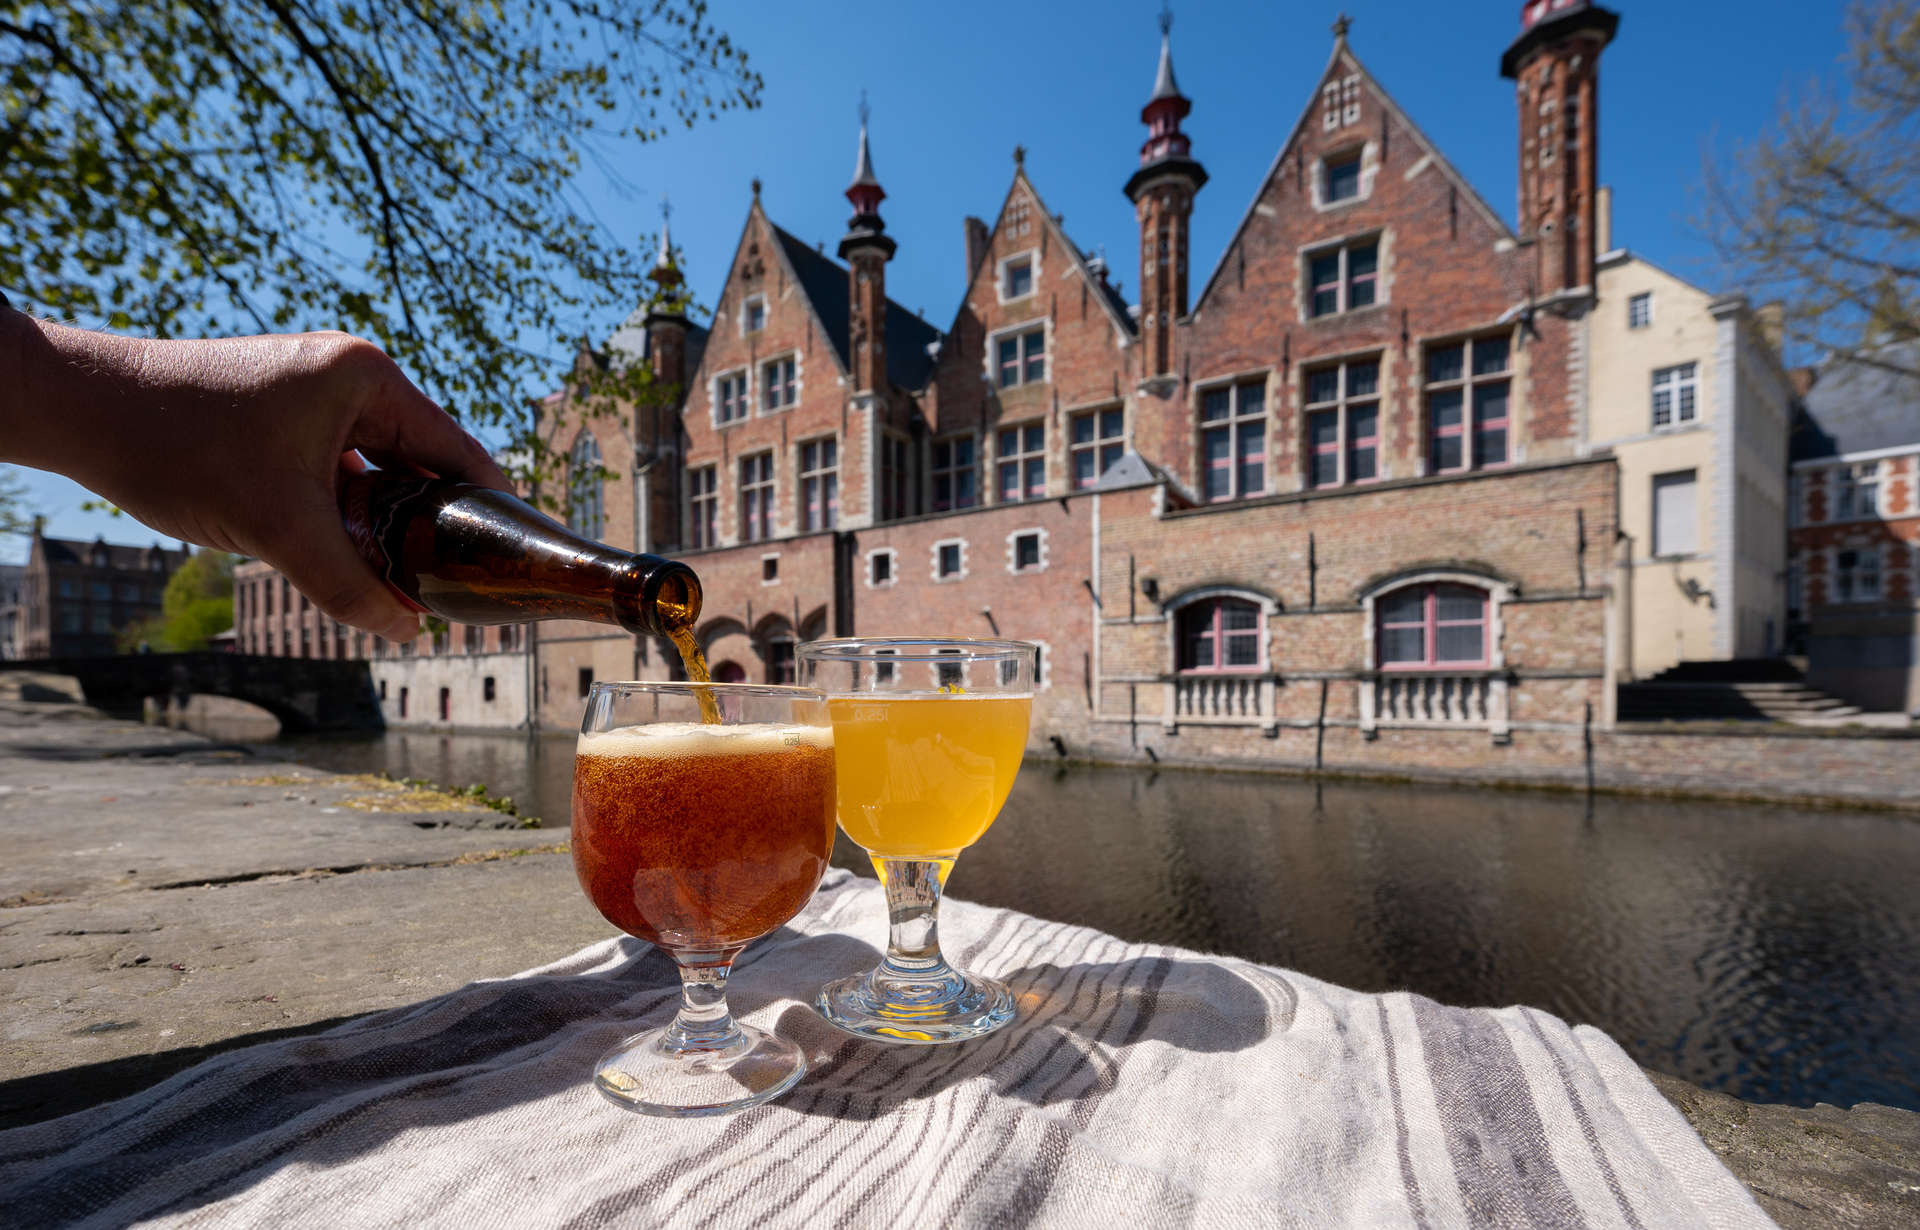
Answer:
top-left (577, 722), bottom-right (832, 758)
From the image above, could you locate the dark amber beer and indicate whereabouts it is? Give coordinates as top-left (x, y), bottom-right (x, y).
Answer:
top-left (340, 472), bottom-right (700, 638)
top-left (571, 723), bottom-right (836, 950)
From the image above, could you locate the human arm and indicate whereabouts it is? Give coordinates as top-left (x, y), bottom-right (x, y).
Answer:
top-left (0, 300), bottom-right (507, 642)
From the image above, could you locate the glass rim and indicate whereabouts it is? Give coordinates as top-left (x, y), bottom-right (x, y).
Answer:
top-left (797, 636), bottom-right (1037, 664)
top-left (585, 680), bottom-right (825, 700)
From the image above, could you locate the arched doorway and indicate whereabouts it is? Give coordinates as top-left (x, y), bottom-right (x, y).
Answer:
top-left (711, 660), bottom-right (747, 684)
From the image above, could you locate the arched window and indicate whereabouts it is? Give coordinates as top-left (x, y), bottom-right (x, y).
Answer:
top-left (1177, 597), bottom-right (1264, 673)
top-left (1376, 582), bottom-right (1490, 669)
top-left (568, 432), bottom-right (605, 539)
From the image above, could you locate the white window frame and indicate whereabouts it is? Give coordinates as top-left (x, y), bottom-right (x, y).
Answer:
top-left (865, 547), bottom-right (898, 590)
top-left (1303, 357), bottom-right (1384, 489)
top-left (1651, 362), bottom-right (1698, 429)
top-left (741, 293), bottom-right (766, 336)
top-left (567, 430), bottom-right (605, 539)
top-left (1835, 462), bottom-right (1881, 521)
top-left (760, 552), bottom-right (781, 587)
top-left (1650, 469), bottom-right (1700, 558)
top-left (985, 320), bottom-right (1049, 389)
top-left (931, 537), bottom-right (969, 583)
top-left (760, 352), bottom-right (800, 414)
top-left (1006, 527), bottom-right (1049, 575)
top-left (712, 368), bottom-right (751, 427)
top-left (1068, 404), bottom-right (1126, 491)
top-left (1833, 544), bottom-right (1883, 604)
top-left (996, 247), bottom-right (1041, 305)
top-left (1627, 291), bottom-right (1652, 330)
top-left (1196, 376), bottom-right (1269, 503)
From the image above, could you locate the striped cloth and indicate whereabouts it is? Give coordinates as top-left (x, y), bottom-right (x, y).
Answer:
top-left (0, 869), bottom-right (1772, 1229)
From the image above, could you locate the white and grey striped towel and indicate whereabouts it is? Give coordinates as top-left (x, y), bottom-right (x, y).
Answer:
top-left (0, 868), bottom-right (1772, 1229)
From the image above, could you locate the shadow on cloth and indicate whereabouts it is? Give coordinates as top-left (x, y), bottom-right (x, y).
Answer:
top-left (774, 953), bottom-right (1288, 1123)
top-left (0, 930), bottom-right (855, 1226)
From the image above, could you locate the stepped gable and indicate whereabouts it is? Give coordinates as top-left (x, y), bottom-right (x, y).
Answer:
top-left (1192, 34), bottom-right (1516, 315)
top-left (769, 223), bottom-right (938, 393)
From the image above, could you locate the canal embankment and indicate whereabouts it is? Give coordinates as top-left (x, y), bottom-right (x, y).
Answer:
top-left (0, 678), bottom-right (1916, 1228)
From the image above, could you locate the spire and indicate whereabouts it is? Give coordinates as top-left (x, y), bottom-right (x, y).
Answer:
top-left (1132, 4), bottom-right (1197, 171)
top-left (845, 91), bottom-right (886, 219)
top-left (649, 196), bottom-right (681, 289)
top-left (839, 91), bottom-right (895, 262)
top-left (1150, 5), bottom-right (1180, 102)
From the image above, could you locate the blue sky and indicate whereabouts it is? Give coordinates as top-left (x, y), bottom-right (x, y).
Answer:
top-left (3, 0), bottom-right (1854, 563)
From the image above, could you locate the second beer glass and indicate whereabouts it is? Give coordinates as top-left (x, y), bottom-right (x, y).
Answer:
top-left (798, 638), bottom-right (1036, 1043)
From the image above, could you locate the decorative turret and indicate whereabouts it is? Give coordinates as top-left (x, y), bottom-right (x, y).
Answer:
top-left (644, 197), bottom-right (691, 387)
top-left (839, 94), bottom-right (894, 395)
top-left (1125, 5), bottom-right (1207, 379)
top-left (1501, 0), bottom-right (1618, 294)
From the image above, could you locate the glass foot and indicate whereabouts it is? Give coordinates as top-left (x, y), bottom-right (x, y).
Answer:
top-left (592, 1022), bottom-right (806, 1117)
top-left (816, 966), bottom-right (1015, 1044)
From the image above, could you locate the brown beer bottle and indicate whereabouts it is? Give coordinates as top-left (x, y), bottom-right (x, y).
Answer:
top-left (340, 472), bottom-right (701, 637)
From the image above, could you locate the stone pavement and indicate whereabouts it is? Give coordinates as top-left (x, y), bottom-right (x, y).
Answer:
top-left (1, 679), bottom-right (1915, 1229)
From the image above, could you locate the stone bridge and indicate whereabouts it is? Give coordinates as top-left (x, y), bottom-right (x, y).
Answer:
top-left (0, 653), bottom-right (383, 734)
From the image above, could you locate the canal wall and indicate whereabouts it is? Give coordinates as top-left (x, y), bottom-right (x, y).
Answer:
top-left (1084, 720), bottom-right (1920, 810)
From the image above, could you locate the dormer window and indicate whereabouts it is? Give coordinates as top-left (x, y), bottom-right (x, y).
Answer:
top-left (1324, 152), bottom-right (1362, 204)
top-left (1001, 253), bottom-right (1035, 301)
top-left (743, 296), bottom-right (766, 334)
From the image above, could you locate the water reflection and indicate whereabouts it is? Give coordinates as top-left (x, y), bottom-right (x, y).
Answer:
top-left (250, 727), bottom-right (1920, 1111)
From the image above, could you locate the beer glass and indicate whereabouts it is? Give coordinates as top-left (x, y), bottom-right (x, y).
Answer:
top-left (797, 638), bottom-right (1036, 1043)
top-left (571, 682), bottom-right (835, 1115)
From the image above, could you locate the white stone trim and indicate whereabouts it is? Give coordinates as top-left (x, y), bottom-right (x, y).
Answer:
top-left (982, 318), bottom-right (1051, 389)
top-left (930, 537), bottom-right (969, 583)
top-left (709, 366), bottom-right (751, 429)
top-left (758, 349), bottom-right (802, 415)
top-left (1791, 443), bottom-right (1920, 470)
top-left (1311, 139), bottom-right (1377, 212)
top-left (1005, 526), bottom-right (1049, 575)
top-left (1027, 638), bottom-right (1053, 691)
top-left (996, 246), bottom-right (1042, 305)
top-left (740, 292), bottom-right (767, 336)
top-left (760, 552), bottom-right (781, 587)
top-left (865, 547), bottom-right (897, 590)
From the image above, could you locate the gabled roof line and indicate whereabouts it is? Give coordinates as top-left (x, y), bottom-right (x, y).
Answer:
top-left (945, 167), bottom-right (1138, 342)
top-left (758, 213), bottom-right (852, 383)
top-left (1193, 41), bottom-right (1518, 313)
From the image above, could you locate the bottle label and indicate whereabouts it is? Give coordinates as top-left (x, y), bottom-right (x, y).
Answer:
top-left (342, 476), bottom-right (436, 613)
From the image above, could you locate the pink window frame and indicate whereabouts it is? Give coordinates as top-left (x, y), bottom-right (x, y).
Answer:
top-left (1202, 383), bottom-right (1265, 503)
top-left (1377, 584), bottom-right (1490, 670)
top-left (996, 424), bottom-right (1045, 501)
top-left (1307, 409), bottom-right (1341, 488)
top-left (762, 357), bottom-right (795, 411)
top-left (1346, 244), bottom-right (1378, 306)
top-left (689, 466), bottom-right (717, 549)
top-left (1348, 405), bottom-right (1380, 482)
top-left (1309, 256), bottom-right (1341, 317)
top-left (1178, 597), bottom-right (1265, 675)
top-left (1070, 409), bottom-right (1124, 490)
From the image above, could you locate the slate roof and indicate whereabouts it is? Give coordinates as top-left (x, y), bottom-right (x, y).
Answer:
top-left (37, 536), bottom-right (186, 570)
top-left (1791, 340), bottom-right (1920, 463)
top-left (771, 225), bottom-right (941, 392)
top-left (599, 309), bottom-right (709, 382)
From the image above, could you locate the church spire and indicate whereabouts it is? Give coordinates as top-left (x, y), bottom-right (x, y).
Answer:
top-left (845, 91), bottom-right (886, 220)
top-left (649, 196), bottom-right (681, 291)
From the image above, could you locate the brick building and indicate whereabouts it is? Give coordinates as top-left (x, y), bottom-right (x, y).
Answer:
top-left (15, 519), bottom-right (188, 658)
top-left (522, 0), bottom-right (1635, 774)
top-left (237, 4), bottom-right (1695, 771)
top-left (1788, 339), bottom-right (1920, 715)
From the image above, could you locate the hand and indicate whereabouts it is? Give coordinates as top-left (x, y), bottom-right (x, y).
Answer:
top-left (0, 313), bottom-right (507, 642)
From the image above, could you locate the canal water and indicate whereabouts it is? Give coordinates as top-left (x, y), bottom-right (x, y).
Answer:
top-left (229, 723), bottom-right (1920, 1113)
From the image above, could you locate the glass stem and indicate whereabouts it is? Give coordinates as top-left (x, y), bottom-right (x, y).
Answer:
top-left (662, 950), bottom-right (744, 1053)
top-left (876, 857), bottom-right (954, 980)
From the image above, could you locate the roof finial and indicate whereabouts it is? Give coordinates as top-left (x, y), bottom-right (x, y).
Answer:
top-left (655, 194), bottom-right (673, 270)
top-left (1013, 143), bottom-right (1026, 167)
top-left (859, 88), bottom-right (870, 128)
top-left (846, 92), bottom-right (884, 215)
top-left (1159, 1), bottom-right (1172, 37)
top-left (1332, 12), bottom-right (1352, 41)
top-left (751, 176), bottom-right (762, 200)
